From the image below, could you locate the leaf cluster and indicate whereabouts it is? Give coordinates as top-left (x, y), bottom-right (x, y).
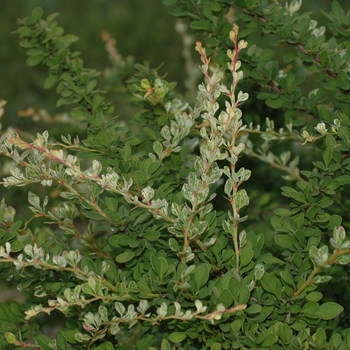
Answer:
top-left (1, 1), bottom-right (350, 349)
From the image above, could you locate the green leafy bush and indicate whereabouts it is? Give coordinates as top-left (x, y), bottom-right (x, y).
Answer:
top-left (1, 1), bottom-right (350, 349)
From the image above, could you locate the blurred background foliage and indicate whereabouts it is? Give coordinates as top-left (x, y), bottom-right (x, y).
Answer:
top-left (0, 0), bottom-right (183, 130)
top-left (1, 0), bottom-right (349, 128)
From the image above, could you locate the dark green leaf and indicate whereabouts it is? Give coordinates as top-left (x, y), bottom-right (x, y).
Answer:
top-left (143, 231), bottom-right (160, 242)
top-left (219, 289), bottom-right (234, 308)
top-left (60, 329), bottom-right (78, 344)
top-left (280, 271), bottom-right (295, 288)
top-left (194, 264), bottom-right (210, 291)
top-left (261, 273), bottom-right (282, 299)
top-left (34, 334), bottom-right (53, 350)
top-left (81, 209), bottom-right (105, 220)
top-left (137, 335), bottom-right (154, 350)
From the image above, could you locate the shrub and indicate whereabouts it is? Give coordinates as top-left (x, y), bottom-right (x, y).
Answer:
top-left (1, 1), bottom-right (350, 349)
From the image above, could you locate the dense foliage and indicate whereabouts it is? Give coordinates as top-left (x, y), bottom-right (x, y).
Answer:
top-left (1, 1), bottom-right (350, 349)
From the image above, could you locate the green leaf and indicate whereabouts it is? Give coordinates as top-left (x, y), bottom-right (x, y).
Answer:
top-left (301, 302), bottom-right (319, 315)
top-left (332, 1), bottom-right (346, 19)
top-left (275, 234), bottom-right (294, 248)
top-left (34, 334), bottom-right (53, 350)
top-left (210, 343), bottom-right (221, 350)
top-left (60, 329), bottom-right (78, 344)
top-left (160, 339), bottom-right (171, 350)
top-left (329, 332), bottom-right (342, 348)
top-left (245, 304), bottom-right (262, 314)
top-left (315, 302), bottom-right (344, 320)
top-left (26, 55), bottom-right (43, 67)
top-left (219, 288), bottom-right (234, 308)
top-left (194, 264), bottom-right (210, 291)
top-left (64, 34), bottom-right (79, 44)
top-left (143, 127), bottom-right (159, 140)
top-left (31, 7), bottom-right (43, 23)
top-left (238, 286), bottom-right (250, 304)
top-left (27, 48), bottom-right (44, 56)
top-left (143, 231), bottom-right (160, 242)
top-left (281, 186), bottom-right (307, 203)
top-left (279, 324), bottom-right (292, 344)
top-left (169, 332), bottom-right (187, 343)
top-left (57, 331), bottom-right (68, 350)
top-left (11, 240), bottom-right (24, 252)
top-left (323, 147), bottom-right (333, 168)
top-left (240, 243), bottom-right (254, 267)
top-left (284, 52), bottom-right (295, 62)
top-left (190, 20), bottom-right (212, 31)
top-left (137, 335), bottom-right (154, 350)
top-left (285, 72), bottom-right (296, 92)
top-left (5, 332), bottom-right (16, 344)
top-left (70, 109), bottom-right (87, 121)
top-left (44, 75), bottom-right (57, 89)
top-left (81, 209), bottom-right (105, 220)
top-left (266, 97), bottom-right (285, 109)
top-left (261, 254), bottom-right (284, 264)
top-left (96, 342), bottom-right (115, 350)
top-left (115, 250), bottom-right (135, 264)
top-left (274, 208), bottom-right (291, 216)
top-left (261, 272), bottom-right (282, 299)
top-left (261, 334), bottom-right (276, 347)
top-left (280, 271), bottom-right (295, 288)
top-left (306, 291), bottom-right (323, 302)
top-left (150, 255), bottom-right (168, 279)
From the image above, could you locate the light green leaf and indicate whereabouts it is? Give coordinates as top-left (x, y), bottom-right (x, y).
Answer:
top-left (31, 7), bottom-right (43, 22)
top-left (306, 291), bottom-right (323, 302)
top-left (26, 55), bottom-right (43, 66)
top-left (315, 302), bottom-right (344, 320)
top-left (160, 338), bottom-right (171, 350)
top-left (115, 250), bottom-right (135, 264)
top-left (96, 342), bottom-right (114, 350)
top-left (169, 332), bottom-right (187, 343)
top-left (5, 332), bottom-right (16, 344)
